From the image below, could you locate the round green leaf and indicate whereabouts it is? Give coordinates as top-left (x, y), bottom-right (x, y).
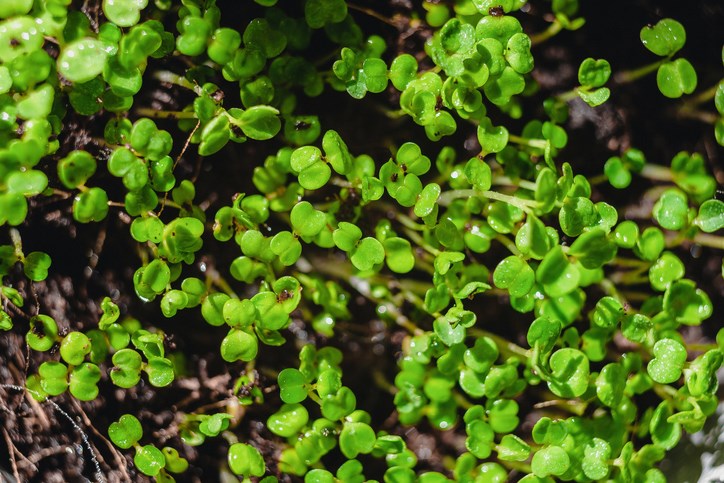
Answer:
top-left (604, 156), bottom-right (631, 189)
top-left (239, 106), bottom-right (281, 140)
top-left (657, 59), bottom-right (697, 99)
top-left (74, 188), bottom-right (109, 223)
top-left (278, 368), bottom-right (307, 404)
top-left (531, 446), bottom-right (570, 478)
top-left (291, 201), bottom-right (326, 238)
top-left (60, 331), bottom-right (91, 366)
top-left (134, 444), bottom-right (165, 477)
top-left (220, 329), bottom-right (259, 362)
top-left (493, 256), bottom-right (534, 297)
top-left (464, 158), bottom-right (492, 191)
top-left (145, 357), bottom-right (174, 387)
top-left (578, 58), bottom-right (611, 88)
top-left (384, 237), bottom-right (415, 273)
top-left (333, 222), bottom-right (362, 252)
top-left (477, 117), bottom-right (508, 153)
top-left (559, 197), bottom-right (598, 237)
top-left (649, 252), bottom-right (685, 291)
top-left (547, 348), bottom-right (589, 397)
top-left (22, 251), bottom-right (50, 282)
top-left (390, 54), bottom-right (418, 90)
top-left (582, 438), bottom-right (611, 480)
top-left (321, 386), bottom-right (356, 421)
top-left (38, 361), bottom-right (68, 396)
top-left (536, 246), bottom-right (580, 297)
top-left (0, 17), bottom-right (43, 63)
top-left (103, 0), bottom-right (147, 27)
top-left (305, 0), bottom-right (347, 29)
top-left (591, 296), bottom-right (622, 328)
top-left (596, 362), bottom-right (626, 407)
top-left (7, 169), bottom-right (47, 196)
top-left (163, 447), bottom-right (189, 474)
top-left (663, 279), bottom-right (712, 325)
top-left (505, 33), bottom-right (533, 74)
top-left (433, 317), bottom-right (466, 347)
top-left (570, 228), bottom-right (617, 269)
top-left (108, 414), bottom-right (142, 449)
top-left (111, 348), bottom-right (142, 388)
top-left (414, 183), bottom-right (441, 218)
top-left (497, 434), bottom-right (531, 462)
top-left (268, 403), bottom-right (309, 438)
top-left (58, 38), bottom-right (109, 83)
top-left (640, 18), bottom-right (686, 57)
top-left (653, 188), bottom-right (689, 230)
top-left (635, 226), bottom-right (665, 261)
top-left (228, 443), bottom-right (265, 477)
top-left (68, 362), bottom-right (101, 401)
top-left (580, 87), bottom-right (611, 108)
top-left (26, 315), bottom-right (58, 352)
top-left (138, 259), bottom-right (170, 294)
top-left (650, 401), bottom-right (681, 450)
top-left (696, 199), bottom-right (724, 233)
top-left (339, 422), bottom-right (376, 459)
top-left (613, 220), bottom-right (639, 248)
top-left (647, 338), bottom-right (686, 384)
top-left (58, 151), bottom-right (97, 189)
top-left (350, 237), bottom-right (384, 271)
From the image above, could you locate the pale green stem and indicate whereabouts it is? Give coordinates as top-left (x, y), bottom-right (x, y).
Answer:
top-left (438, 189), bottom-right (537, 212)
top-left (493, 176), bottom-right (538, 191)
top-left (347, 2), bottom-right (398, 27)
top-left (598, 278), bottom-right (628, 306)
top-left (399, 279), bottom-right (434, 296)
top-left (134, 108), bottom-right (197, 120)
top-left (686, 343), bottom-right (718, 352)
top-left (612, 257), bottom-right (650, 268)
top-left (639, 163), bottom-right (673, 181)
top-left (307, 391), bottom-right (323, 406)
top-left (530, 19), bottom-right (563, 46)
top-left (676, 109), bottom-right (718, 124)
top-left (619, 290), bottom-right (656, 302)
top-left (496, 459), bottom-right (533, 475)
top-left (556, 88), bottom-right (581, 103)
top-left (153, 70), bottom-right (198, 91)
top-left (402, 227), bottom-right (441, 257)
top-left (482, 190), bottom-right (538, 212)
top-left (221, 431), bottom-right (239, 445)
top-left (9, 228), bottom-right (23, 260)
top-left (691, 233), bottom-right (724, 250)
top-left (508, 134), bottom-right (547, 149)
top-left (615, 58), bottom-right (667, 84)
top-left (495, 234), bottom-right (520, 257)
top-left (437, 189), bottom-right (478, 206)
top-left (372, 369), bottom-right (397, 394)
top-left (396, 212), bottom-right (426, 232)
top-left (682, 82), bottom-right (721, 107)
top-left (651, 382), bottom-right (678, 402)
top-left (452, 391), bottom-right (473, 410)
top-left (532, 397), bottom-right (588, 416)
top-left (157, 198), bottom-right (184, 211)
top-left (206, 266), bottom-right (238, 298)
top-left (587, 173), bottom-right (608, 185)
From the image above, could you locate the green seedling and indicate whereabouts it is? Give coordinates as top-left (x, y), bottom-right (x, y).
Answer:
top-left (640, 19), bottom-right (697, 98)
top-left (2, 2), bottom-right (723, 482)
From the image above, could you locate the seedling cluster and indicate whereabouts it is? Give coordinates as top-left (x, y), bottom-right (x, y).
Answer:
top-left (0, 0), bottom-right (723, 481)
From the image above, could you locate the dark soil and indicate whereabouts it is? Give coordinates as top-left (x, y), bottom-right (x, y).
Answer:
top-left (1, 1), bottom-right (722, 482)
